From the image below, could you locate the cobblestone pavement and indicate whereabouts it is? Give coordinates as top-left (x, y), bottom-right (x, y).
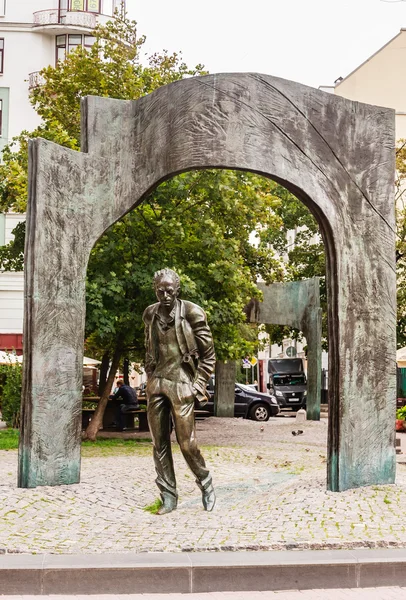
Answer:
top-left (2, 417), bottom-right (406, 554)
top-left (3, 590), bottom-right (406, 599)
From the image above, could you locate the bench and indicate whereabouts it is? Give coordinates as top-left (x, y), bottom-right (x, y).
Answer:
top-left (122, 407), bottom-right (149, 432)
top-left (82, 408), bottom-right (95, 429)
top-left (82, 399), bottom-right (149, 432)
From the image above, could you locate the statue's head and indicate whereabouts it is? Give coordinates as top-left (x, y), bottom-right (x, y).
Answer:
top-left (153, 268), bottom-right (180, 311)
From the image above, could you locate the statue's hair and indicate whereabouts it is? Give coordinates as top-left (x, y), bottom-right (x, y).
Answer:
top-left (153, 268), bottom-right (180, 289)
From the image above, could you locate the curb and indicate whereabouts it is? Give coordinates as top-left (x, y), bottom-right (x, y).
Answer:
top-left (2, 548), bottom-right (406, 595)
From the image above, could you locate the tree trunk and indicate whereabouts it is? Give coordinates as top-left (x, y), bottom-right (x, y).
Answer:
top-left (214, 360), bottom-right (235, 418)
top-left (123, 358), bottom-right (130, 385)
top-left (98, 352), bottom-right (110, 396)
top-left (85, 348), bottom-right (121, 441)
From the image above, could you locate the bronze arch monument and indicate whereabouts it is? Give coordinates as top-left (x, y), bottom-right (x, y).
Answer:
top-left (19, 73), bottom-right (396, 492)
top-left (246, 278), bottom-right (322, 421)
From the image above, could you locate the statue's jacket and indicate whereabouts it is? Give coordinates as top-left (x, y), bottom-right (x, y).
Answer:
top-left (143, 299), bottom-right (215, 395)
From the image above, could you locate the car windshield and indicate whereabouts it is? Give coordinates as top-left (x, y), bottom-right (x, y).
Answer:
top-left (273, 374), bottom-right (305, 386)
top-left (269, 359), bottom-right (303, 374)
top-left (238, 383), bottom-right (259, 392)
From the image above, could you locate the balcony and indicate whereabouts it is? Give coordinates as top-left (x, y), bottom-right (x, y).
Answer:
top-left (33, 9), bottom-right (96, 34)
top-left (28, 71), bottom-right (45, 90)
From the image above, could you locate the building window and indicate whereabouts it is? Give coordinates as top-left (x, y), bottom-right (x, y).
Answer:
top-left (113, 0), bottom-right (126, 13)
top-left (0, 1), bottom-right (5, 17)
top-left (0, 99), bottom-right (2, 136)
top-left (70, 0), bottom-right (101, 11)
top-left (56, 35), bottom-right (66, 63)
top-left (87, 0), bottom-right (100, 13)
top-left (68, 34), bottom-right (82, 53)
top-left (55, 34), bottom-right (96, 64)
top-left (84, 35), bottom-right (96, 48)
top-left (70, 0), bottom-right (84, 9)
top-left (0, 39), bottom-right (4, 74)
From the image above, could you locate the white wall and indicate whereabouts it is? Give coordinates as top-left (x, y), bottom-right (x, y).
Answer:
top-left (0, 214), bottom-right (25, 334)
top-left (0, 30), bottom-right (54, 139)
top-left (0, 277), bottom-right (24, 333)
top-left (5, 213), bottom-right (24, 244)
top-left (335, 29), bottom-right (406, 142)
top-left (1, 0), bottom-right (53, 24)
top-left (0, 0), bottom-right (117, 23)
top-left (0, 0), bottom-right (124, 337)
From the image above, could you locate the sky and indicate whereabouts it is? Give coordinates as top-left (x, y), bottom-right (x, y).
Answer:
top-left (126, 0), bottom-right (406, 89)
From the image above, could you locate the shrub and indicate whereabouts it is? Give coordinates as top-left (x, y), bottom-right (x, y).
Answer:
top-left (0, 361), bottom-right (22, 428)
top-left (396, 405), bottom-right (406, 420)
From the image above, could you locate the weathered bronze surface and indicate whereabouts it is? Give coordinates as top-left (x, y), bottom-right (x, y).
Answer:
top-left (19, 73), bottom-right (396, 491)
top-left (246, 278), bottom-right (322, 421)
top-left (143, 268), bottom-right (216, 513)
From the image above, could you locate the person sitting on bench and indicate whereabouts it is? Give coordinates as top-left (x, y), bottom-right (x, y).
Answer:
top-left (111, 380), bottom-right (139, 431)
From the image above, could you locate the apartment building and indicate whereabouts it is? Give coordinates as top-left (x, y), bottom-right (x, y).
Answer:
top-left (0, 0), bottom-right (123, 352)
top-left (333, 28), bottom-right (406, 139)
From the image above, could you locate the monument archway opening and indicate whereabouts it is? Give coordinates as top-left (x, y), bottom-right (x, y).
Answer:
top-left (82, 167), bottom-right (326, 436)
top-left (18, 73), bottom-right (396, 493)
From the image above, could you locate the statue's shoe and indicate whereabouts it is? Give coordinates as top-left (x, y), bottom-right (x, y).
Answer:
top-left (197, 476), bottom-right (216, 511)
top-left (157, 493), bottom-right (178, 515)
top-left (202, 486), bottom-right (216, 512)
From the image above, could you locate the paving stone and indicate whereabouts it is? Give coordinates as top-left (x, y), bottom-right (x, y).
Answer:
top-left (2, 418), bottom-right (406, 555)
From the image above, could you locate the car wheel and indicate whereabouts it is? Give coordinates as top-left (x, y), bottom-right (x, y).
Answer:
top-left (249, 403), bottom-right (270, 421)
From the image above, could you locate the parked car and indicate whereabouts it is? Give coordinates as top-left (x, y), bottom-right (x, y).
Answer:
top-left (204, 381), bottom-right (279, 421)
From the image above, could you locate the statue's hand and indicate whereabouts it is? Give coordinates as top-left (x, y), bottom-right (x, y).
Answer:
top-left (192, 386), bottom-right (208, 406)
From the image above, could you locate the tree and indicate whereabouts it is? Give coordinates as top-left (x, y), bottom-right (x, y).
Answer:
top-left (0, 10), bottom-right (327, 436)
top-left (259, 184), bottom-right (327, 349)
top-left (0, 11), bottom-right (204, 221)
top-left (395, 140), bottom-right (406, 347)
top-left (84, 169), bottom-right (286, 438)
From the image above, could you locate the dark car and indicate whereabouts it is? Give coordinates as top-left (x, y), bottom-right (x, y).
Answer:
top-left (204, 382), bottom-right (279, 421)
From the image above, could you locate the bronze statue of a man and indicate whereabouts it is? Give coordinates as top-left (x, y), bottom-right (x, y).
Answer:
top-left (143, 268), bottom-right (216, 514)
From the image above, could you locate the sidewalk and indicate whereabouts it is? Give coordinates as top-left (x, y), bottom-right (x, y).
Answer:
top-left (2, 547), bottom-right (406, 595)
top-left (1, 417), bottom-right (406, 555)
top-left (2, 591), bottom-right (406, 599)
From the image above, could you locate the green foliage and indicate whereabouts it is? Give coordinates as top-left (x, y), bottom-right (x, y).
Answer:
top-left (0, 125), bottom-right (79, 215)
top-left (0, 10), bottom-right (204, 267)
top-left (262, 184), bottom-right (327, 348)
top-left (0, 429), bottom-right (19, 450)
top-left (30, 12), bottom-right (205, 143)
top-left (0, 362), bottom-right (22, 428)
top-left (0, 221), bottom-right (25, 272)
top-left (0, 430), bottom-right (156, 453)
top-left (143, 498), bottom-right (163, 514)
top-left (396, 140), bottom-right (406, 348)
top-left (86, 169), bottom-right (286, 361)
top-left (396, 405), bottom-right (406, 420)
top-left (0, 8), bottom-right (330, 363)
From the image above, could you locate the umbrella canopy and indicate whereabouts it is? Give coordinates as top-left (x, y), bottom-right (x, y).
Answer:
top-left (397, 347), bottom-right (406, 361)
top-left (0, 351), bottom-right (22, 365)
top-left (83, 356), bottom-right (101, 366)
top-left (0, 353), bottom-right (101, 366)
top-left (397, 347), bottom-right (406, 366)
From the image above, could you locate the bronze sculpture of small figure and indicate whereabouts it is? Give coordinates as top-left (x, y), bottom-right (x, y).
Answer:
top-left (143, 268), bottom-right (216, 514)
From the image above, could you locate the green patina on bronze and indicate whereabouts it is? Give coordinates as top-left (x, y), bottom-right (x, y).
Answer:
top-left (19, 73), bottom-right (396, 491)
top-left (143, 268), bottom-right (216, 514)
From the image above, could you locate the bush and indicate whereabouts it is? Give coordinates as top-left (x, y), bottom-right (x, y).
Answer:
top-left (0, 362), bottom-right (22, 428)
top-left (397, 405), bottom-right (406, 420)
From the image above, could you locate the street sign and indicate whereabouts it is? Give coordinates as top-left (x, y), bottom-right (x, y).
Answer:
top-left (286, 346), bottom-right (297, 358)
top-left (250, 357), bottom-right (258, 366)
top-left (242, 363), bottom-right (251, 369)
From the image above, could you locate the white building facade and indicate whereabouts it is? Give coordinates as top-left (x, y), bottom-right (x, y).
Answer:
top-left (0, 0), bottom-right (123, 352)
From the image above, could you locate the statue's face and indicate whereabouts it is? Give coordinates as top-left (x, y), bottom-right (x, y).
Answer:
top-left (155, 276), bottom-right (179, 311)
